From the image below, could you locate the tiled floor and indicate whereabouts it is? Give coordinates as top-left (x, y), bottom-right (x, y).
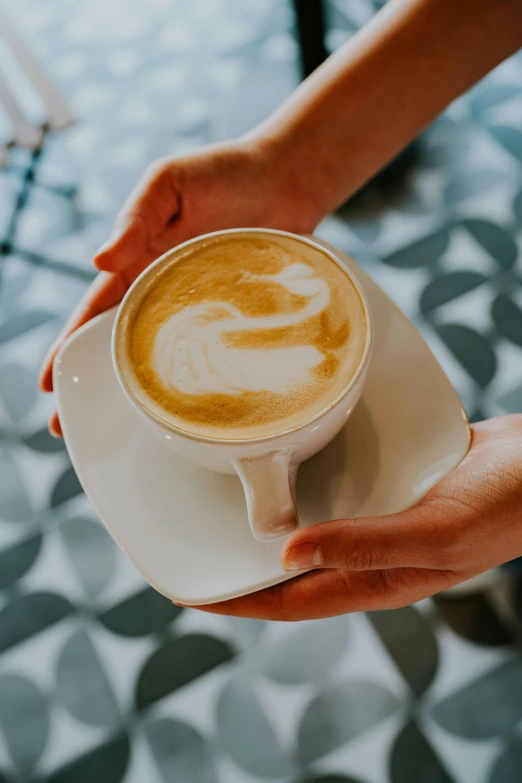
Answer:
top-left (1, 1), bottom-right (522, 782)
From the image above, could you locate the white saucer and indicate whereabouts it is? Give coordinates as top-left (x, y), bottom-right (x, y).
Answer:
top-left (54, 241), bottom-right (470, 605)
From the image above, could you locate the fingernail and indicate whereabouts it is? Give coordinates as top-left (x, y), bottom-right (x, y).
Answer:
top-left (96, 239), bottom-right (115, 257)
top-left (283, 543), bottom-right (322, 571)
top-left (103, 225), bottom-right (126, 250)
top-left (94, 228), bottom-right (125, 262)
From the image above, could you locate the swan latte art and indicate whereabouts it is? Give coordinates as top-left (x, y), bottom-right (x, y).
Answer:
top-left (119, 233), bottom-right (368, 439)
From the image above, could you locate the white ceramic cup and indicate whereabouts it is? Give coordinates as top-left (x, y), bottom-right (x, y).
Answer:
top-left (112, 229), bottom-right (372, 542)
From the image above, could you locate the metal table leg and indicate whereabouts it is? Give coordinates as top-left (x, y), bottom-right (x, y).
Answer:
top-left (292, 0), bottom-right (327, 79)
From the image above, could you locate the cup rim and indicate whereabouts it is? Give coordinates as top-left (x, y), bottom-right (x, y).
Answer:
top-left (112, 227), bottom-right (373, 445)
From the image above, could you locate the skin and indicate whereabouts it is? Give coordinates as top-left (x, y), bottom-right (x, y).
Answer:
top-left (39, 0), bottom-right (522, 619)
top-left (196, 417), bottom-right (522, 619)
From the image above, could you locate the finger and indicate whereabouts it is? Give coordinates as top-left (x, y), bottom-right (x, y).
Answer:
top-left (459, 416), bottom-right (521, 466)
top-left (281, 506), bottom-right (448, 573)
top-left (39, 272), bottom-right (128, 392)
top-left (48, 410), bottom-right (62, 438)
top-left (192, 567), bottom-right (457, 621)
top-left (93, 216), bottom-right (148, 273)
top-left (94, 163), bottom-right (181, 273)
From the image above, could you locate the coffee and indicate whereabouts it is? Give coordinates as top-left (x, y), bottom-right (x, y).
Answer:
top-left (118, 232), bottom-right (368, 440)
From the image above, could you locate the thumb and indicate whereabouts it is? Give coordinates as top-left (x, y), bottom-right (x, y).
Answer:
top-left (93, 215), bottom-right (147, 272)
top-left (281, 507), bottom-right (435, 573)
top-left (94, 163), bottom-right (181, 273)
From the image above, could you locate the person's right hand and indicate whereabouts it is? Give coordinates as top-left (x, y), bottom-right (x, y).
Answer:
top-left (38, 138), bottom-right (322, 436)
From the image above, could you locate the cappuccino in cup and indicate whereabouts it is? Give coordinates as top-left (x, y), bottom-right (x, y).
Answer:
top-left (116, 232), bottom-right (368, 441)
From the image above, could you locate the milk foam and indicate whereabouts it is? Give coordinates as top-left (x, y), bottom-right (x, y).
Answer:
top-left (124, 232), bottom-right (368, 439)
top-left (152, 263), bottom-right (330, 396)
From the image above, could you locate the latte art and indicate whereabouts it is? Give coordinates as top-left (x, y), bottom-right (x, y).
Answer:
top-left (121, 233), bottom-right (368, 439)
top-left (153, 264), bottom-right (329, 397)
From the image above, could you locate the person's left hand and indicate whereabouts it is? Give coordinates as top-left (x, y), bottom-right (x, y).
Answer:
top-left (191, 415), bottom-right (522, 620)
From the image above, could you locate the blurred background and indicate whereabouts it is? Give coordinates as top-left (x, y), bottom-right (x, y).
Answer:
top-left (1, 1), bottom-right (522, 781)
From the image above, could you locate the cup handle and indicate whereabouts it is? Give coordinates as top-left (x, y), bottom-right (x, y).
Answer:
top-left (233, 451), bottom-right (299, 542)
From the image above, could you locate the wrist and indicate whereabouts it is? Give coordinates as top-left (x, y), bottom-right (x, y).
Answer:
top-left (240, 127), bottom-right (329, 233)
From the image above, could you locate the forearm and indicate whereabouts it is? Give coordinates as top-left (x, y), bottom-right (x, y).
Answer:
top-left (252, 0), bottom-right (522, 218)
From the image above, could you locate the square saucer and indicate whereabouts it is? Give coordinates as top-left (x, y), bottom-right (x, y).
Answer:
top-left (54, 241), bottom-right (470, 605)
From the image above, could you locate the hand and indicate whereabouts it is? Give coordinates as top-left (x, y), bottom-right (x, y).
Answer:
top-left (194, 416), bottom-right (522, 620)
top-left (38, 138), bottom-right (322, 436)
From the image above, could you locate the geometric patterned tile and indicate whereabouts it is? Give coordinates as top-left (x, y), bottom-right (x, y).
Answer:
top-left (1, 0), bottom-right (522, 781)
